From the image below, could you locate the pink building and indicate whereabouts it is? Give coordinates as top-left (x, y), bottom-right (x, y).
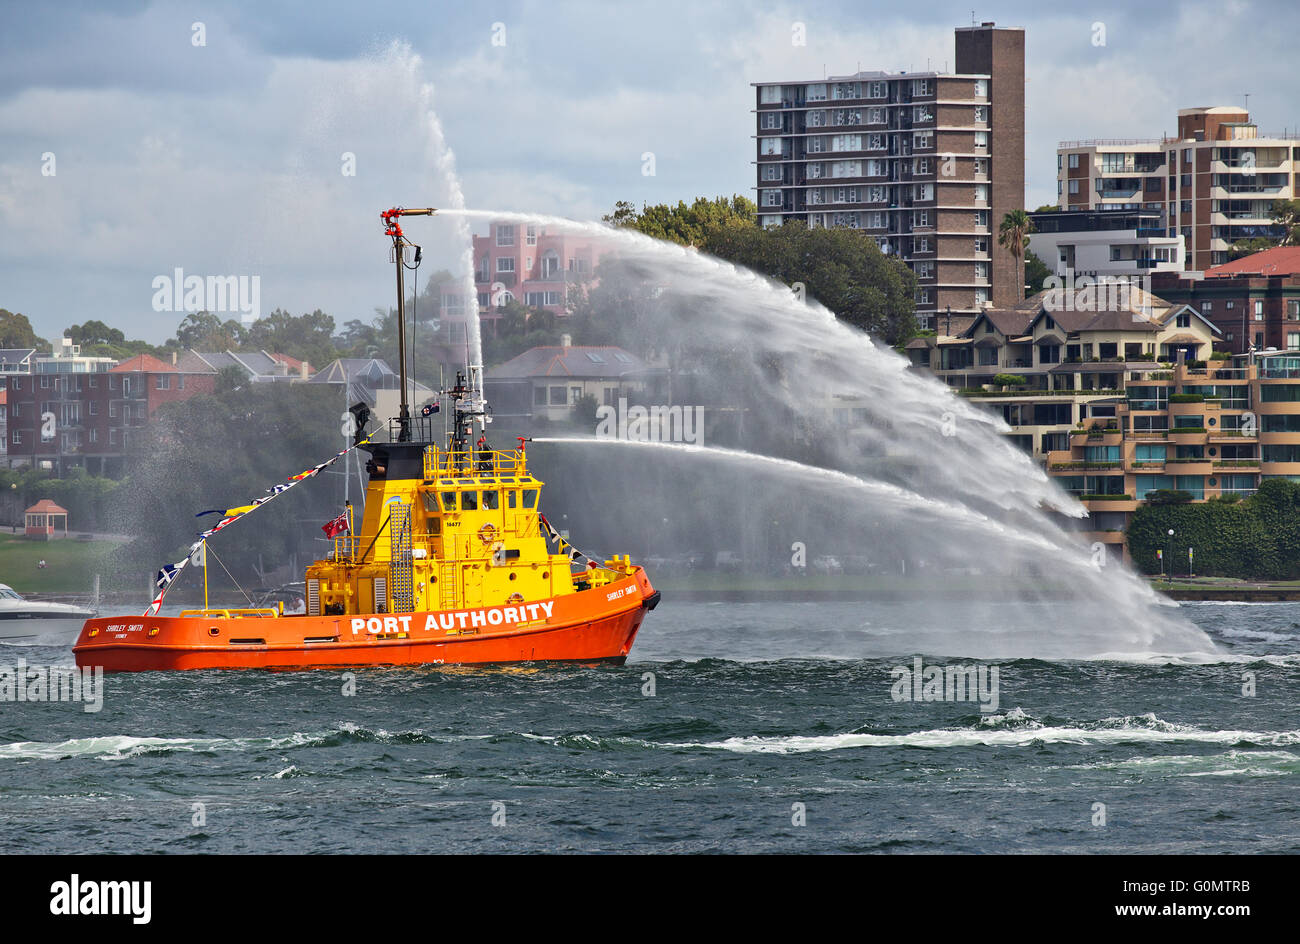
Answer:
top-left (441, 221), bottom-right (608, 336)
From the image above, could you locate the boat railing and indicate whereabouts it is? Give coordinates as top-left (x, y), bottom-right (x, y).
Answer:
top-left (423, 447), bottom-right (528, 479)
top-left (332, 535), bottom-right (362, 560)
top-left (179, 607), bottom-right (281, 618)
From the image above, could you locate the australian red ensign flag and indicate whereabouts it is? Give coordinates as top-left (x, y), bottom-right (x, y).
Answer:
top-left (322, 512), bottom-right (349, 538)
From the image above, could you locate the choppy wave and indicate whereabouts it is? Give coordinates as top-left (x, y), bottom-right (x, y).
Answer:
top-left (1061, 750), bottom-right (1300, 778)
top-left (671, 713), bottom-right (1300, 754)
top-left (6, 709), bottom-right (1300, 766)
top-left (0, 724), bottom-right (489, 761)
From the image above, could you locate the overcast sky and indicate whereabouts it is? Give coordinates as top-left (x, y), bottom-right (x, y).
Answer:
top-left (1, 0), bottom-right (1296, 343)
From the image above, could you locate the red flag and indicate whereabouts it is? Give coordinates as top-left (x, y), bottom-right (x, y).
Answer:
top-left (322, 513), bottom-right (349, 538)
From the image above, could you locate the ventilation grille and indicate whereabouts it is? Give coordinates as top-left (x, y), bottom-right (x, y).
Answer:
top-left (306, 579), bottom-right (320, 616)
top-left (373, 576), bottom-right (388, 613)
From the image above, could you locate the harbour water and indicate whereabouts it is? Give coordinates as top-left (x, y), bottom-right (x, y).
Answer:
top-left (1, 599), bottom-right (1296, 854)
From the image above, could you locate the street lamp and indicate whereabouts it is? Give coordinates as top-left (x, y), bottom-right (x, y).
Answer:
top-left (1167, 528), bottom-right (1175, 582)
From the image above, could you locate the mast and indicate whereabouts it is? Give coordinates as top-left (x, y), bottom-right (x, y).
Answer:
top-left (381, 207), bottom-right (437, 442)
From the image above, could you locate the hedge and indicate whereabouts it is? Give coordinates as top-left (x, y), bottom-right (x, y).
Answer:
top-left (1127, 479), bottom-right (1300, 578)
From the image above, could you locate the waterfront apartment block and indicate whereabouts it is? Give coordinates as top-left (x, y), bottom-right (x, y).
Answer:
top-left (1027, 209), bottom-right (1184, 279)
top-left (907, 283), bottom-right (1300, 561)
top-left (1152, 246), bottom-right (1300, 354)
top-left (1058, 107), bottom-right (1300, 270)
top-left (1038, 354), bottom-right (1300, 563)
top-left (752, 22), bottom-right (1025, 332)
top-left (904, 285), bottom-right (1219, 411)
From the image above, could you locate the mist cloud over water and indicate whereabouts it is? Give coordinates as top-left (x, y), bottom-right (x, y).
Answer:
top-left (440, 208), bottom-right (1216, 662)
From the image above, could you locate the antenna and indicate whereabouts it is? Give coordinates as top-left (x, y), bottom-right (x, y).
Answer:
top-left (1243, 92), bottom-right (1250, 112)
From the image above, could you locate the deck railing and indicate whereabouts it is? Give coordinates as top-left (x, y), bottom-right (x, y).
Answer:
top-left (423, 447), bottom-right (528, 480)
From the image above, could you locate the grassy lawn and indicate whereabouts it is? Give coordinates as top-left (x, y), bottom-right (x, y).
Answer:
top-left (0, 532), bottom-right (127, 594)
top-left (1148, 575), bottom-right (1300, 593)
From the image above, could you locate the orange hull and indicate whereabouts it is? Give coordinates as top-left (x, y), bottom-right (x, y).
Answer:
top-left (75, 570), bottom-right (659, 673)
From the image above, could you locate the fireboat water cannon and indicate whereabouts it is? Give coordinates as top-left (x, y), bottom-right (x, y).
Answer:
top-left (381, 206), bottom-right (437, 442)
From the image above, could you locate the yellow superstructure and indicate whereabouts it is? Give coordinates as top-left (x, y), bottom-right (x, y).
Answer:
top-left (304, 441), bottom-right (624, 619)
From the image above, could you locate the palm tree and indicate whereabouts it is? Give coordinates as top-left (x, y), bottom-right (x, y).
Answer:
top-left (998, 210), bottom-right (1036, 302)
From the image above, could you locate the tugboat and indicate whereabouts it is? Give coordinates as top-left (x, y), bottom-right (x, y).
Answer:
top-left (73, 207), bottom-right (659, 672)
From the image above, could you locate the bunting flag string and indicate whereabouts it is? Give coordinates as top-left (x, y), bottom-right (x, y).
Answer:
top-left (144, 440), bottom-right (369, 615)
top-left (538, 513), bottom-right (596, 568)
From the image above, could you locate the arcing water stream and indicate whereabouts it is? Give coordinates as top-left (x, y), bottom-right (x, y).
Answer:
top-left (436, 208), bottom-right (1218, 662)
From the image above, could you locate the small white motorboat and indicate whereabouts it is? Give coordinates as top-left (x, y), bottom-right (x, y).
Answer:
top-left (0, 583), bottom-right (96, 645)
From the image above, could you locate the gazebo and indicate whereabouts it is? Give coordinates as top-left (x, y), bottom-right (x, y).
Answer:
top-left (24, 499), bottom-right (69, 540)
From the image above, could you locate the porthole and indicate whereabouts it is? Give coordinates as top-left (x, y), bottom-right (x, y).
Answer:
top-left (1208, 477), bottom-right (1217, 487)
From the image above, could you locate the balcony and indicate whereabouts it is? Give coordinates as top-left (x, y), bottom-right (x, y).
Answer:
top-left (1164, 458), bottom-right (1213, 474)
top-left (1048, 460), bottom-right (1124, 471)
top-left (1079, 495), bottom-right (1138, 512)
top-left (1212, 183), bottom-right (1288, 197)
top-left (1212, 159), bottom-right (1289, 174)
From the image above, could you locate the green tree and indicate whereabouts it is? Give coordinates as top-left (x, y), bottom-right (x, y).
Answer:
top-left (703, 221), bottom-right (918, 343)
top-left (65, 319), bottom-right (125, 347)
top-left (601, 196), bottom-right (916, 343)
top-left (570, 393), bottom-right (600, 429)
top-left (114, 381), bottom-right (348, 588)
top-left (997, 210), bottom-right (1035, 302)
top-left (604, 195), bottom-right (757, 246)
top-left (1228, 237), bottom-right (1276, 261)
top-left (0, 308), bottom-right (46, 350)
top-left (482, 301), bottom-right (562, 366)
top-left (173, 311), bottom-right (245, 350)
top-left (1024, 249), bottom-right (1052, 296)
top-left (243, 308), bottom-right (339, 370)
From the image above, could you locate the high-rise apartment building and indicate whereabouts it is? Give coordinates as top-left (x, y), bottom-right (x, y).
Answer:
top-left (752, 22), bottom-right (1025, 331)
top-left (1058, 108), bottom-right (1300, 271)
